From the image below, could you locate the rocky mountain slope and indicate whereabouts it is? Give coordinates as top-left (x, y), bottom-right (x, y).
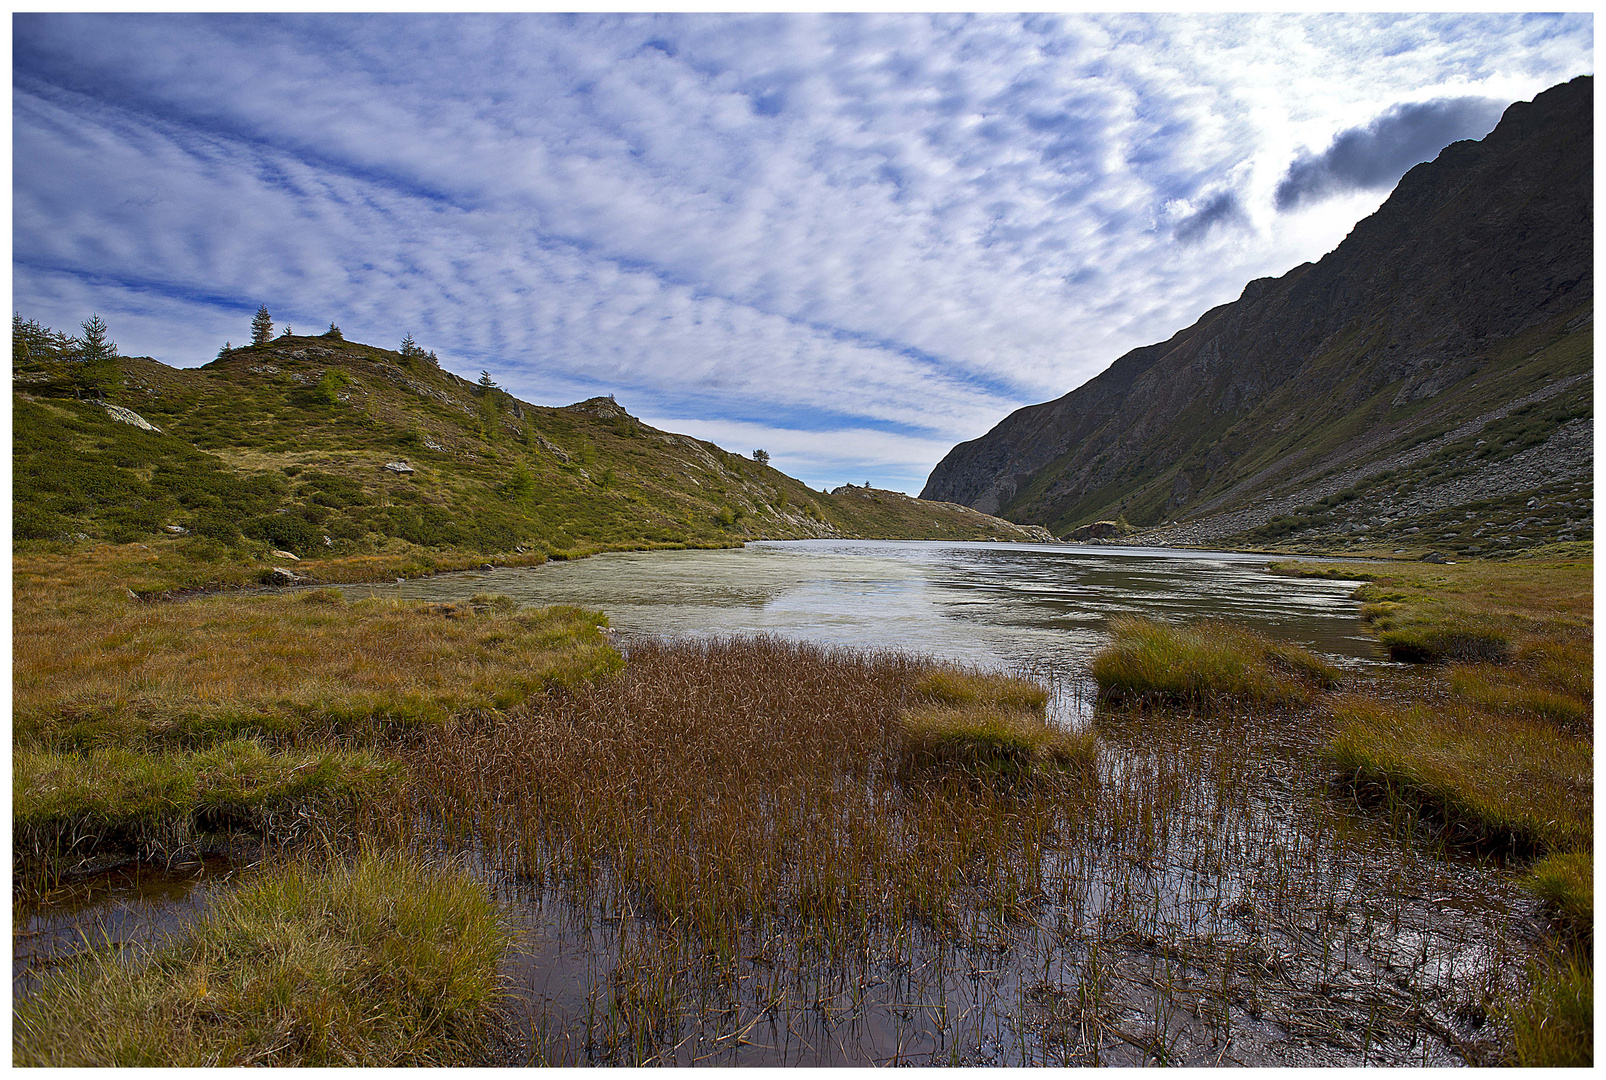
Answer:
top-left (922, 76), bottom-right (1592, 556)
top-left (14, 333), bottom-right (1049, 569)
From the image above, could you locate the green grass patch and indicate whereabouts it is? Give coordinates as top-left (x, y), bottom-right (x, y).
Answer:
top-left (13, 740), bottom-right (403, 865)
top-left (1507, 955), bottom-right (1593, 1067)
top-left (13, 851), bottom-right (509, 1066)
top-left (912, 668), bottom-right (1050, 712)
top-left (1325, 696), bottom-right (1591, 855)
top-left (898, 706), bottom-right (1095, 784)
top-left (1525, 851), bottom-right (1593, 932)
top-left (1091, 616), bottom-right (1340, 707)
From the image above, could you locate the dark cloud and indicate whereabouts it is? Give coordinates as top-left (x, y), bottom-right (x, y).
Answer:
top-left (1173, 191), bottom-right (1247, 244)
top-left (1275, 96), bottom-right (1506, 211)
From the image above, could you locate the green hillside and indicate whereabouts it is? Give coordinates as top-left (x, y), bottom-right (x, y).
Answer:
top-left (13, 328), bottom-right (1047, 585)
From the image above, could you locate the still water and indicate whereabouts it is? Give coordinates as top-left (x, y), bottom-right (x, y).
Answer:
top-left (365, 540), bottom-right (1376, 688)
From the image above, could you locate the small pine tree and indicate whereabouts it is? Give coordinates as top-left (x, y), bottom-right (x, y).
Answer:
top-left (323, 322), bottom-right (343, 340)
top-left (477, 370), bottom-right (498, 394)
top-left (400, 332), bottom-right (419, 356)
top-left (753, 449), bottom-right (770, 465)
top-left (250, 305), bottom-right (273, 345)
top-left (280, 324), bottom-right (293, 338)
top-left (217, 341), bottom-right (233, 359)
top-left (78, 314), bottom-right (116, 362)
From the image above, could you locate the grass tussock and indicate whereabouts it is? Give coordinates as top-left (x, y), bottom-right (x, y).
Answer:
top-left (1091, 616), bottom-right (1339, 707)
top-left (898, 706), bottom-right (1095, 784)
top-left (13, 740), bottom-right (403, 867)
top-left (1507, 955), bottom-right (1593, 1067)
top-left (1525, 851), bottom-right (1593, 932)
top-left (13, 851), bottom-right (509, 1067)
top-left (15, 583), bottom-right (621, 748)
top-left (1325, 696), bottom-right (1591, 855)
top-left (911, 668), bottom-right (1050, 712)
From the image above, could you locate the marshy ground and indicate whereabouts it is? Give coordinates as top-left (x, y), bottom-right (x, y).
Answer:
top-left (11, 545), bottom-right (1592, 1066)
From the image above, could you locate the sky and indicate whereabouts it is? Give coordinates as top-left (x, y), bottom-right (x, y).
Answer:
top-left (12, 13), bottom-right (1593, 493)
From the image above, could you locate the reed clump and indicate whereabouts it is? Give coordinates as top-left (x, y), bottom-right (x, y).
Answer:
top-left (404, 637), bottom-right (1079, 948)
top-left (1091, 616), bottom-right (1339, 707)
top-left (12, 851), bottom-right (509, 1066)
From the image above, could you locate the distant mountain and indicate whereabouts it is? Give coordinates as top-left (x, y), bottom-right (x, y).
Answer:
top-left (923, 76), bottom-right (1592, 556)
top-left (14, 334), bottom-right (1050, 565)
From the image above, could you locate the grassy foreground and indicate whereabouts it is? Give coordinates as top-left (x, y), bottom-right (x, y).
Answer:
top-left (1279, 552), bottom-right (1593, 1065)
top-left (14, 851), bottom-right (508, 1066)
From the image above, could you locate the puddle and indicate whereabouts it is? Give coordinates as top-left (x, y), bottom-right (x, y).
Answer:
top-left (14, 856), bottom-right (246, 998)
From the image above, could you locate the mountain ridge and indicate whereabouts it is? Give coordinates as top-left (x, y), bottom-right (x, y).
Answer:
top-left (922, 75), bottom-right (1592, 556)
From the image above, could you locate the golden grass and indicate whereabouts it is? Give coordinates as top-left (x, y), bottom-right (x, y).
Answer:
top-left (13, 851), bottom-right (509, 1066)
top-left (911, 667), bottom-right (1051, 712)
top-left (1325, 695), bottom-right (1592, 855)
top-left (1091, 616), bottom-right (1339, 707)
top-left (15, 579), bottom-right (621, 746)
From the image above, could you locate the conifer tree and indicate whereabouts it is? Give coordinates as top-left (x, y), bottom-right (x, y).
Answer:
top-left (251, 305), bottom-right (273, 345)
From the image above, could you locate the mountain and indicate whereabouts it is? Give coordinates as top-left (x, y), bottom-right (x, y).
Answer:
top-left (13, 333), bottom-right (1051, 571)
top-left (922, 76), bottom-right (1592, 556)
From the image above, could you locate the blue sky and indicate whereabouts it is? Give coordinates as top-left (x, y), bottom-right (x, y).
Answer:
top-left (13, 13), bottom-right (1592, 493)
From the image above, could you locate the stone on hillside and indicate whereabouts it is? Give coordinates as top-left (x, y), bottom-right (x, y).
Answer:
top-left (383, 461), bottom-right (416, 474)
top-left (101, 403), bottom-right (161, 433)
top-left (268, 567), bottom-right (300, 585)
top-left (272, 549), bottom-right (300, 560)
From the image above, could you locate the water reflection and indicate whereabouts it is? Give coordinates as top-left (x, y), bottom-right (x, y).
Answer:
top-left (364, 540), bottom-right (1375, 681)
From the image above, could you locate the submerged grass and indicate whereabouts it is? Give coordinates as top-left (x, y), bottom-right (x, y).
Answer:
top-left (1091, 616), bottom-right (1339, 707)
top-left (13, 851), bottom-right (509, 1067)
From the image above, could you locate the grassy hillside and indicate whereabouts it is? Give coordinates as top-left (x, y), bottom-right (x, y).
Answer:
top-left (14, 331), bottom-right (1045, 585)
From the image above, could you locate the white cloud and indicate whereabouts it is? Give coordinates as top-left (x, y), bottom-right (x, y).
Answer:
top-left (12, 13), bottom-right (1593, 493)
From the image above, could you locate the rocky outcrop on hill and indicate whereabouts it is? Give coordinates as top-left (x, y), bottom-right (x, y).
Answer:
top-left (923, 76), bottom-right (1592, 553)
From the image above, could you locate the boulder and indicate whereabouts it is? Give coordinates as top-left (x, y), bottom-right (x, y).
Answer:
top-left (267, 566), bottom-right (300, 586)
top-left (383, 461), bottom-right (416, 474)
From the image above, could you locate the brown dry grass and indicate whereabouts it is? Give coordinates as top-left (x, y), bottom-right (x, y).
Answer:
top-left (15, 566), bottom-right (620, 748)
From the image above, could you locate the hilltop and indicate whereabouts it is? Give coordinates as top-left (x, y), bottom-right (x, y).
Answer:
top-left (922, 77), bottom-right (1592, 558)
top-left (13, 330), bottom-right (1048, 587)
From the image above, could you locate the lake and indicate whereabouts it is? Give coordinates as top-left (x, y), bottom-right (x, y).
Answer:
top-left (361, 540), bottom-right (1376, 718)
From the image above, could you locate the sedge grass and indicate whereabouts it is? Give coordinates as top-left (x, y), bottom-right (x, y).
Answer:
top-left (1524, 851), bottom-right (1593, 932)
top-left (1091, 616), bottom-right (1339, 707)
top-left (13, 850), bottom-right (509, 1066)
